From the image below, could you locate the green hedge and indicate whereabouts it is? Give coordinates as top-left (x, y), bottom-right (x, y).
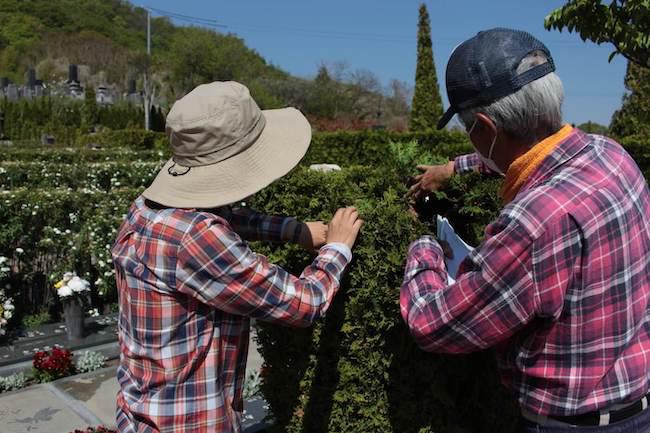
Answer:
top-left (303, 130), bottom-right (472, 166)
top-left (249, 166), bottom-right (516, 433)
top-left (0, 161), bottom-right (164, 190)
top-left (0, 188), bottom-right (140, 318)
top-left (76, 129), bottom-right (167, 150)
top-left (0, 147), bottom-right (163, 163)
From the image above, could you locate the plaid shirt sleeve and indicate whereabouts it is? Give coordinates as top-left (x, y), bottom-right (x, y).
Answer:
top-left (454, 153), bottom-right (494, 175)
top-left (217, 207), bottom-right (296, 243)
top-left (176, 217), bottom-right (350, 327)
top-left (400, 212), bottom-right (579, 353)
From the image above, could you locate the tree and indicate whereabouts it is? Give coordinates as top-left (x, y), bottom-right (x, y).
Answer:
top-left (410, 3), bottom-right (443, 131)
top-left (82, 86), bottom-right (98, 131)
top-left (609, 61), bottom-right (650, 136)
top-left (545, 0), bottom-right (650, 68)
top-left (576, 121), bottom-right (609, 134)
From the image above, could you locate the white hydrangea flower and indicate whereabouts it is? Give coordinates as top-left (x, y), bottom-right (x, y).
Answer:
top-left (68, 276), bottom-right (90, 293)
top-left (15, 248), bottom-right (24, 254)
top-left (57, 285), bottom-right (73, 298)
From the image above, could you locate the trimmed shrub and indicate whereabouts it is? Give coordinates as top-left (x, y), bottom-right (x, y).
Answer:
top-left (249, 165), bottom-right (516, 433)
top-left (76, 129), bottom-right (167, 150)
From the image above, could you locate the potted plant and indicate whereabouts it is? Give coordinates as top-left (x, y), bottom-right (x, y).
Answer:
top-left (54, 273), bottom-right (90, 340)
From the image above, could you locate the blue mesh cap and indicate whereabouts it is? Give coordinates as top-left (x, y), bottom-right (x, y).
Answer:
top-left (437, 28), bottom-right (555, 129)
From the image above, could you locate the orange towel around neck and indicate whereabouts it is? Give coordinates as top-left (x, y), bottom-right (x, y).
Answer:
top-left (500, 124), bottom-right (573, 204)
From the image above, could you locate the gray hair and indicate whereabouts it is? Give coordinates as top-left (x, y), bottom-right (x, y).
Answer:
top-left (458, 51), bottom-right (564, 144)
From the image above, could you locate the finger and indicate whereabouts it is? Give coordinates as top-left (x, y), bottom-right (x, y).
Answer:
top-left (413, 174), bottom-right (424, 182)
top-left (332, 208), bottom-right (345, 222)
top-left (347, 209), bottom-right (359, 223)
top-left (416, 165), bottom-right (432, 172)
top-left (353, 219), bottom-right (363, 233)
top-left (408, 182), bottom-right (423, 199)
top-left (343, 206), bottom-right (357, 219)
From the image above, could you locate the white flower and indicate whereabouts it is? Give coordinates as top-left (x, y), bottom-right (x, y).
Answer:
top-left (0, 256), bottom-right (7, 264)
top-left (15, 248), bottom-right (24, 254)
top-left (57, 285), bottom-right (73, 297)
top-left (3, 301), bottom-right (14, 311)
top-left (3, 310), bottom-right (12, 320)
top-left (68, 276), bottom-right (90, 293)
top-left (62, 272), bottom-right (74, 283)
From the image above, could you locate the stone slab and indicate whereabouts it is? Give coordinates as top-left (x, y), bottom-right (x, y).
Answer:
top-left (54, 367), bottom-right (119, 429)
top-left (0, 385), bottom-right (90, 433)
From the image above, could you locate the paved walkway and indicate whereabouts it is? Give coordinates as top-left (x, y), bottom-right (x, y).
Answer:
top-left (0, 320), bottom-right (269, 433)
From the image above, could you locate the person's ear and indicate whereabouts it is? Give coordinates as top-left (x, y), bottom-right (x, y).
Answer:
top-left (475, 113), bottom-right (497, 138)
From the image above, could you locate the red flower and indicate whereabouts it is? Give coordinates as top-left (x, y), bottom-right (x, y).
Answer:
top-left (33, 346), bottom-right (74, 380)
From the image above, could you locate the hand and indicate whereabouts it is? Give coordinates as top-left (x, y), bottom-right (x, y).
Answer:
top-left (326, 207), bottom-right (364, 249)
top-left (438, 240), bottom-right (454, 259)
top-left (298, 221), bottom-right (328, 251)
top-left (408, 161), bottom-right (455, 199)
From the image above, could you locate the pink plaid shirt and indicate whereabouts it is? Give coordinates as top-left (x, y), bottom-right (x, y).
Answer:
top-left (401, 128), bottom-right (650, 417)
top-left (112, 199), bottom-right (350, 433)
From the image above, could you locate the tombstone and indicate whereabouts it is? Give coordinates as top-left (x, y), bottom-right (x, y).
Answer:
top-left (5, 84), bottom-right (18, 101)
top-left (26, 68), bottom-right (36, 87)
top-left (40, 134), bottom-right (55, 146)
top-left (68, 64), bottom-right (79, 83)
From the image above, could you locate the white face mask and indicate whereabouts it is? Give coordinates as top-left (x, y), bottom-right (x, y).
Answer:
top-left (467, 120), bottom-right (505, 176)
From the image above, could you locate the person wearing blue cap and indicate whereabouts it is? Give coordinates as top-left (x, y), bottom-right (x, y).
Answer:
top-left (404, 28), bottom-right (650, 431)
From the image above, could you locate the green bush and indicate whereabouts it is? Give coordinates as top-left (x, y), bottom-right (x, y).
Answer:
top-left (0, 147), bottom-right (165, 164)
top-left (248, 165), bottom-right (516, 433)
top-left (0, 161), bottom-right (164, 190)
top-left (303, 130), bottom-right (471, 167)
top-left (76, 129), bottom-right (167, 150)
top-left (0, 188), bottom-right (140, 310)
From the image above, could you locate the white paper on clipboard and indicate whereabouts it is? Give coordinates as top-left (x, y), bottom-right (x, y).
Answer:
top-left (436, 215), bottom-right (474, 284)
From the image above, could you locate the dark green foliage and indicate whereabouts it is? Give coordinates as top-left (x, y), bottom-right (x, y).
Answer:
top-left (609, 61), bottom-right (650, 137)
top-left (304, 130), bottom-right (472, 167)
top-left (76, 128), bottom-right (166, 150)
top-left (0, 97), bottom-right (144, 142)
top-left (409, 4), bottom-right (444, 131)
top-left (545, 0), bottom-right (650, 67)
top-left (619, 135), bottom-right (650, 179)
top-left (82, 86), bottom-right (99, 131)
top-left (576, 121), bottom-right (608, 135)
top-left (249, 164), bottom-right (517, 433)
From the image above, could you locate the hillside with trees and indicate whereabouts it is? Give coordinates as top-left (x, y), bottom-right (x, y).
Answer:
top-left (0, 0), bottom-right (411, 130)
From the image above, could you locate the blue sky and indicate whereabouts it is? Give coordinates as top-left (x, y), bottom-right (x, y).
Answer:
top-left (142, 0), bottom-right (627, 127)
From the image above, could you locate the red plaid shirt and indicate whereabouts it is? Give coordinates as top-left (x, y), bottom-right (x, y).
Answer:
top-left (401, 128), bottom-right (650, 417)
top-left (112, 199), bottom-right (350, 433)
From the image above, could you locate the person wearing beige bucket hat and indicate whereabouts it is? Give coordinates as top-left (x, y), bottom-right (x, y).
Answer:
top-left (111, 81), bottom-right (363, 433)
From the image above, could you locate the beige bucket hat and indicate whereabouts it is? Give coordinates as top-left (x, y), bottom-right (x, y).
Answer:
top-left (142, 81), bottom-right (311, 208)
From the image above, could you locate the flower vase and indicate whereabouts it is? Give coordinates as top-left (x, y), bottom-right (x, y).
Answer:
top-left (62, 298), bottom-right (85, 340)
